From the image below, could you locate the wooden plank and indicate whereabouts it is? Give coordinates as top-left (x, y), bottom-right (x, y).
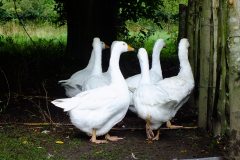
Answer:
top-left (227, 0), bottom-right (240, 159)
top-left (198, 0), bottom-right (212, 129)
top-left (212, 0), bottom-right (228, 136)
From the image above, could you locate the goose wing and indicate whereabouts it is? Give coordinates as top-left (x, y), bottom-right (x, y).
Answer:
top-left (52, 85), bottom-right (119, 112)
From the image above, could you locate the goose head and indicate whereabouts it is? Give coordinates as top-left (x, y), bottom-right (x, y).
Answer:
top-left (138, 48), bottom-right (149, 66)
top-left (110, 41), bottom-right (134, 55)
top-left (152, 39), bottom-right (165, 59)
top-left (153, 39), bottom-right (165, 54)
top-left (108, 41), bottom-right (134, 82)
top-left (150, 39), bottom-right (165, 79)
top-left (92, 37), bottom-right (109, 50)
top-left (89, 37), bottom-right (109, 75)
top-left (101, 41), bottom-right (109, 49)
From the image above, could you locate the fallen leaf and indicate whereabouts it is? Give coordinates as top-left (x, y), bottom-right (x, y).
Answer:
top-left (180, 150), bottom-right (187, 153)
top-left (131, 153), bottom-right (138, 159)
top-left (41, 130), bottom-right (50, 134)
top-left (55, 140), bottom-right (64, 144)
top-left (47, 153), bottom-right (54, 159)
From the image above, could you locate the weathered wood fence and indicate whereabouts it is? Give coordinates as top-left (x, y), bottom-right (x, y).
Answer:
top-left (182, 0), bottom-right (240, 158)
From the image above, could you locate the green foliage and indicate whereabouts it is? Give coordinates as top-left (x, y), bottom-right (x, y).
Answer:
top-left (159, 0), bottom-right (188, 22)
top-left (0, 22), bottom-right (67, 109)
top-left (116, 0), bottom-right (186, 58)
top-left (0, 0), bottom-right (59, 22)
top-left (118, 18), bottom-right (178, 58)
top-left (118, 0), bottom-right (164, 23)
top-left (144, 30), bottom-right (178, 59)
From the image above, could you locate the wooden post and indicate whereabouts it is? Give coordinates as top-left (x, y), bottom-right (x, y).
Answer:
top-left (187, 0), bottom-right (195, 76)
top-left (194, 1), bottom-right (201, 115)
top-left (187, 0), bottom-right (199, 124)
top-left (178, 4), bottom-right (188, 42)
top-left (228, 0), bottom-right (240, 159)
top-left (198, 0), bottom-right (212, 129)
top-left (212, 0), bottom-right (228, 136)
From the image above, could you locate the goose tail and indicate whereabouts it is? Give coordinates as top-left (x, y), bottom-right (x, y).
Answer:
top-left (51, 97), bottom-right (79, 112)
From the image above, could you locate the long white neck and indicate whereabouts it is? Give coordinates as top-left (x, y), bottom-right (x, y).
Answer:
top-left (108, 48), bottom-right (125, 84)
top-left (91, 47), bottom-right (102, 75)
top-left (150, 43), bottom-right (163, 79)
top-left (178, 47), bottom-right (194, 84)
top-left (86, 50), bottom-right (95, 69)
top-left (140, 56), bottom-right (151, 85)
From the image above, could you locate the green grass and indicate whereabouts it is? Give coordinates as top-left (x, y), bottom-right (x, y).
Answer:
top-left (0, 125), bottom-right (128, 160)
top-left (0, 21), bottom-right (66, 55)
top-left (0, 126), bottom-right (64, 160)
top-left (0, 21), bottom-right (66, 41)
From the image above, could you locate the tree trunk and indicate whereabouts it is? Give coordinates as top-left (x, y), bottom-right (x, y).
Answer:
top-left (198, 0), bottom-right (212, 129)
top-left (228, 0), bottom-right (240, 159)
top-left (66, 0), bottom-right (117, 68)
top-left (178, 4), bottom-right (188, 42)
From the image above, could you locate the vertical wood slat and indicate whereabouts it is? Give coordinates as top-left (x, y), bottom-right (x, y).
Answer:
top-left (198, 0), bottom-right (212, 129)
top-left (186, 0), bottom-right (197, 112)
top-left (212, 0), bottom-right (228, 136)
top-left (194, 1), bottom-right (200, 114)
top-left (187, 0), bottom-right (195, 76)
top-left (228, 0), bottom-right (240, 159)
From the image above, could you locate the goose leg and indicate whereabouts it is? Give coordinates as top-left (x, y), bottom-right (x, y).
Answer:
top-left (146, 114), bottom-right (154, 140)
top-left (105, 134), bottom-right (124, 142)
top-left (166, 121), bottom-right (183, 129)
top-left (152, 129), bottom-right (160, 141)
top-left (90, 129), bottom-right (108, 144)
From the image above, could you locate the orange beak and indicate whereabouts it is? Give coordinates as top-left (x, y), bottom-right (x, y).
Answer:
top-left (105, 44), bottom-right (110, 49)
top-left (127, 45), bottom-right (135, 51)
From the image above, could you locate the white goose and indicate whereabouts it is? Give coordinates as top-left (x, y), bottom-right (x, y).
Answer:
top-left (52, 41), bottom-right (134, 144)
top-left (126, 39), bottom-right (165, 91)
top-left (58, 37), bottom-right (108, 97)
top-left (133, 39), bottom-right (194, 141)
top-left (82, 41), bottom-right (120, 91)
top-left (126, 39), bottom-right (165, 109)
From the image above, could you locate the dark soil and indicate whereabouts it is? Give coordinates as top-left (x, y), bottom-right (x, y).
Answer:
top-left (0, 122), bottom-right (226, 160)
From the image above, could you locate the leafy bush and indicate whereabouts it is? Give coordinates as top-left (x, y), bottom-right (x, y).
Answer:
top-left (0, 0), bottom-right (59, 22)
top-left (118, 18), bottom-right (178, 58)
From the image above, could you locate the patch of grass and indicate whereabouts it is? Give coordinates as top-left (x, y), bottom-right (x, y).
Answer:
top-left (0, 21), bottom-right (66, 41)
top-left (0, 21), bottom-right (66, 56)
top-left (0, 126), bottom-right (64, 160)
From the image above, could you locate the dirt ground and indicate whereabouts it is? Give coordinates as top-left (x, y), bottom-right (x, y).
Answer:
top-left (0, 54), bottom-right (227, 159)
top-left (0, 105), bottom-right (227, 160)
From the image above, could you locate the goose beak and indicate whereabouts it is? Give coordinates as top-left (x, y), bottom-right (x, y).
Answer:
top-left (127, 45), bottom-right (135, 52)
top-left (105, 44), bottom-right (110, 49)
